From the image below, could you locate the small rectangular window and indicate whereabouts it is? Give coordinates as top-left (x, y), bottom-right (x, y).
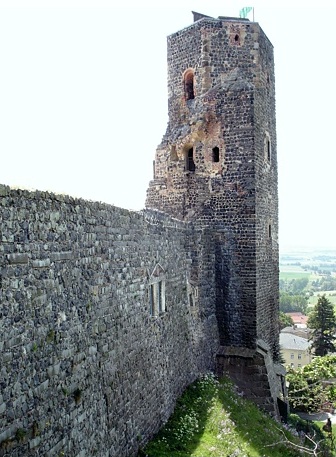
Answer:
top-left (298, 353), bottom-right (302, 359)
top-left (149, 280), bottom-right (165, 316)
top-left (149, 285), bottom-right (154, 316)
top-left (212, 147), bottom-right (219, 163)
top-left (290, 353), bottom-right (294, 359)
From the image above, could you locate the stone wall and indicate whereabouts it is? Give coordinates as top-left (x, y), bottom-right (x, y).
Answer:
top-left (0, 13), bottom-right (283, 456)
top-left (0, 185), bottom-right (219, 457)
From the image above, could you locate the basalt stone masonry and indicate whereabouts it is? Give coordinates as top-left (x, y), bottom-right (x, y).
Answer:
top-left (1, 12), bottom-right (284, 457)
top-left (0, 187), bottom-right (218, 457)
top-left (146, 12), bottom-right (283, 415)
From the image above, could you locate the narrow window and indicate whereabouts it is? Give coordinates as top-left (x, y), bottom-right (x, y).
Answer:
top-left (184, 70), bottom-right (195, 100)
top-left (268, 224), bottom-right (272, 239)
top-left (148, 263), bottom-right (166, 316)
top-left (158, 281), bottom-right (163, 313)
top-left (149, 285), bottom-right (154, 316)
top-left (298, 353), bottom-right (302, 360)
top-left (267, 139), bottom-right (271, 162)
top-left (264, 132), bottom-right (271, 162)
top-left (290, 353), bottom-right (294, 360)
top-left (212, 147), bottom-right (219, 163)
top-left (235, 34), bottom-right (239, 42)
top-left (186, 147), bottom-right (195, 172)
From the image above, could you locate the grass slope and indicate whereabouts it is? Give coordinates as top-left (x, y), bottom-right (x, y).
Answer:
top-left (139, 374), bottom-right (329, 457)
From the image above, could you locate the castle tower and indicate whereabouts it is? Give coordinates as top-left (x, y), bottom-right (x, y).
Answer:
top-left (146, 12), bottom-right (281, 406)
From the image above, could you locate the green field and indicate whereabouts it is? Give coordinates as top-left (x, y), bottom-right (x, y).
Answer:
top-left (280, 271), bottom-right (311, 281)
top-left (307, 291), bottom-right (336, 307)
top-left (279, 264), bottom-right (322, 282)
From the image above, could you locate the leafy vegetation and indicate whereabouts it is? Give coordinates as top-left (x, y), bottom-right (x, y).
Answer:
top-left (311, 277), bottom-right (336, 292)
top-left (139, 374), bottom-right (320, 457)
top-left (308, 295), bottom-right (336, 356)
top-left (287, 355), bottom-right (336, 413)
top-left (280, 292), bottom-right (308, 314)
top-left (279, 311), bottom-right (294, 329)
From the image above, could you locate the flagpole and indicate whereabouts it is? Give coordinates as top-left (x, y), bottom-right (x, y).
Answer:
top-left (253, 7), bottom-right (255, 21)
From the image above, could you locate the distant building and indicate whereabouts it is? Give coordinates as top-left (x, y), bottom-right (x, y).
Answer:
top-left (281, 325), bottom-right (311, 340)
top-left (286, 312), bottom-right (308, 328)
top-left (280, 333), bottom-right (312, 369)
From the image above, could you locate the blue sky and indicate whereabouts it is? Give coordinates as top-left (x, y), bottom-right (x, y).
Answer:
top-left (0, 1), bottom-right (335, 250)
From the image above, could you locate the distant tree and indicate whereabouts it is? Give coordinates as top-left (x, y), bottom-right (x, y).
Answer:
top-left (279, 292), bottom-right (308, 314)
top-left (290, 277), bottom-right (309, 294)
top-left (279, 311), bottom-right (294, 330)
top-left (319, 276), bottom-right (336, 291)
top-left (308, 295), bottom-right (336, 356)
top-left (279, 277), bottom-right (309, 294)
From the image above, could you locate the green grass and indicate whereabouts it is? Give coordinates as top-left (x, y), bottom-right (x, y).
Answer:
top-left (307, 292), bottom-right (336, 307)
top-left (139, 374), bottom-right (324, 457)
top-left (279, 271), bottom-right (311, 281)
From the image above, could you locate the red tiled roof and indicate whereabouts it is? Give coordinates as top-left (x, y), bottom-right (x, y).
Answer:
top-left (286, 312), bottom-right (308, 325)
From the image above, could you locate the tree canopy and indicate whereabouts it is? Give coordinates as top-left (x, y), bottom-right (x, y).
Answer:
top-left (279, 293), bottom-right (308, 314)
top-left (287, 355), bottom-right (336, 413)
top-left (279, 311), bottom-right (294, 330)
top-left (308, 294), bottom-right (336, 356)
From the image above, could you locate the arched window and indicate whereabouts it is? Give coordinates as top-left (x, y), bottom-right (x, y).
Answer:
top-left (183, 70), bottom-right (195, 100)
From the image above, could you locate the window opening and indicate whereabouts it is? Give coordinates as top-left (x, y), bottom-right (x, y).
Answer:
top-left (268, 224), bottom-right (272, 239)
top-left (212, 146), bottom-right (219, 163)
top-left (264, 132), bottom-right (271, 162)
top-left (187, 281), bottom-right (198, 307)
top-left (235, 34), bottom-right (239, 42)
top-left (184, 71), bottom-right (195, 100)
top-left (158, 281), bottom-right (163, 313)
top-left (149, 285), bottom-right (154, 316)
top-left (267, 139), bottom-right (271, 161)
top-left (148, 264), bottom-right (166, 317)
top-left (186, 147), bottom-right (195, 172)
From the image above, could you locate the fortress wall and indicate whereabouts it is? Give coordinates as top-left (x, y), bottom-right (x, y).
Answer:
top-left (0, 185), bottom-right (219, 457)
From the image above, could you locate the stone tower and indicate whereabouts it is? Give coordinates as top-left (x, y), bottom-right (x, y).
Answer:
top-left (146, 12), bottom-right (283, 413)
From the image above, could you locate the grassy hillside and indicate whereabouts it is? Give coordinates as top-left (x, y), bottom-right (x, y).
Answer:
top-left (139, 374), bottom-right (333, 457)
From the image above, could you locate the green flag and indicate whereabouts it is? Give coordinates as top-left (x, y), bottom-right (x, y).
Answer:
top-left (239, 7), bottom-right (253, 18)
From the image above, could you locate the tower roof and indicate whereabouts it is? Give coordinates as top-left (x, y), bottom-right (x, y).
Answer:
top-left (192, 11), bottom-right (250, 23)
